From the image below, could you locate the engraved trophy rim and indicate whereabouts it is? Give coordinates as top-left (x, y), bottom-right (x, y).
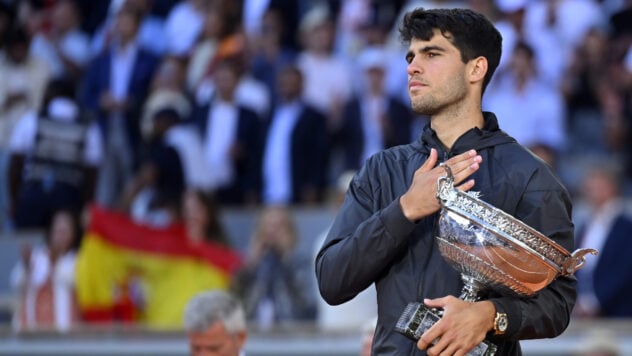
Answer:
top-left (436, 163), bottom-right (597, 279)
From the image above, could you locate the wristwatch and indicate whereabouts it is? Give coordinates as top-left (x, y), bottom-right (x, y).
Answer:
top-left (493, 312), bottom-right (508, 335)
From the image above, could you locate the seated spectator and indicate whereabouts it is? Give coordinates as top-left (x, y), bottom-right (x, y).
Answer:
top-left (182, 188), bottom-right (230, 248)
top-left (118, 108), bottom-right (185, 227)
top-left (184, 290), bottom-right (247, 356)
top-left (10, 208), bottom-right (83, 331)
top-left (8, 78), bottom-right (102, 229)
top-left (232, 206), bottom-right (317, 328)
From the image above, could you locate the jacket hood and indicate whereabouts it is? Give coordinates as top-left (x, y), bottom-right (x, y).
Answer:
top-left (414, 111), bottom-right (516, 157)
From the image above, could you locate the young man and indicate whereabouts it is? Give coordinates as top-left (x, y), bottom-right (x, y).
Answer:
top-left (315, 8), bottom-right (576, 355)
top-left (184, 290), bottom-right (247, 356)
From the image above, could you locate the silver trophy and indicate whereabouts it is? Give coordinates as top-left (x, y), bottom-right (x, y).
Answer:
top-left (395, 164), bottom-right (598, 355)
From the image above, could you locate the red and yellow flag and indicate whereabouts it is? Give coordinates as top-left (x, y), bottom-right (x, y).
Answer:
top-left (75, 205), bottom-right (241, 329)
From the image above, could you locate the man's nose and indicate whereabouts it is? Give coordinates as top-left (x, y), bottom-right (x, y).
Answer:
top-left (407, 58), bottom-right (422, 76)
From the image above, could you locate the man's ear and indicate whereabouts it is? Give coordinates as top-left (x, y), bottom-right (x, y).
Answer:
top-left (236, 330), bottom-right (247, 350)
top-left (469, 56), bottom-right (488, 84)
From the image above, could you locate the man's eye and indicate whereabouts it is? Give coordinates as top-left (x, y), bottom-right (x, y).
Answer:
top-left (405, 55), bottom-right (413, 64)
top-left (427, 52), bottom-right (438, 58)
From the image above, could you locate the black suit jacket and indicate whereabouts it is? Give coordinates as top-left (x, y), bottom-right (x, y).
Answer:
top-left (191, 102), bottom-right (263, 205)
top-left (591, 213), bottom-right (632, 317)
top-left (264, 103), bottom-right (329, 203)
top-left (339, 96), bottom-right (413, 171)
top-left (79, 46), bottom-right (159, 166)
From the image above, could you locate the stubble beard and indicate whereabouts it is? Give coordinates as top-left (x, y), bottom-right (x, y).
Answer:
top-left (409, 72), bottom-right (468, 116)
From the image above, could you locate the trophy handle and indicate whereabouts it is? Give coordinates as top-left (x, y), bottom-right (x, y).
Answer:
top-left (562, 248), bottom-right (599, 275)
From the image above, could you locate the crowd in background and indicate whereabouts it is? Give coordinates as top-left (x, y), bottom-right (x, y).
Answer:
top-left (1, 0), bottom-right (632, 341)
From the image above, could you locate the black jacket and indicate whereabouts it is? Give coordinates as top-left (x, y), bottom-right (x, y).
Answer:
top-left (315, 112), bottom-right (576, 355)
top-left (263, 102), bottom-right (330, 203)
top-left (339, 96), bottom-right (413, 171)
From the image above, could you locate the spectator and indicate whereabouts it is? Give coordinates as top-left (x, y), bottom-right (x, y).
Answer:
top-left (91, 0), bottom-right (168, 58)
top-left (187, 5), bottom-right (234, 94)
top-left (574, 161), bottom-right (632, 318)
top-left (483, 41), bottom-right (566, 162)
top-left (561, 27), bottom-right (613, 156)
top-left (80, 3), bottom-right (159, 208)
top-left (183, 290), bottom-right (247, 356)
top-left (8, 78), bottom-right (101, 229)
top-left (118, 107), bottom-right (185, 228)
top-left (29, 0), bottom-right (91, 82)
top-left (338, 46), bottom-right (413, 171)
top-left (296, 4), bottom-right (353, 131)
top-left (261, 65), bottom-right (329, 205)
top-left (141, 57), bottom-right (192, 141)
top-left (249, 7), bottom-right (297, 106)
top-left (182, 188), bottom-right (230, 248)
top-left (191, 59), bottom-right (263, 205)
top-left (232, 206), bottom-right (317, 329)
top-left (0, 26), bottom-right (50, 231)
top-left (10, 208), bottom-right (83, 332)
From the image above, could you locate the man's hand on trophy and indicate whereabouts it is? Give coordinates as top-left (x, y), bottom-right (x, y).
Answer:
top-left (400, 148), bottom-right (482, 222)
top-left (417, 296), bottom-right (495, 356)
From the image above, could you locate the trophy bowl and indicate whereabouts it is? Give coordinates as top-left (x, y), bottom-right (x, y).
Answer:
top-left (395, 165), bottom-right (598, 356)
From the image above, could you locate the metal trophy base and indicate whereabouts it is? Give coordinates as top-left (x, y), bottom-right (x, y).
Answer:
top-left (394, 301), bottom-right (497, 356)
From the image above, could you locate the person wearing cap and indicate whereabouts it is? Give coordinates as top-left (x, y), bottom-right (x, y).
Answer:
top-left (316, 7), bottom-right (576, 355)
top-left (337, 45), bottom-right (414, 171)
top-left (8, 78), bottom-right (102, 229)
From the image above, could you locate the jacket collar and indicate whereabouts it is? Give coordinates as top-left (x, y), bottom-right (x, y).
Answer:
top-left (414, 111), bottom-right (516, 157)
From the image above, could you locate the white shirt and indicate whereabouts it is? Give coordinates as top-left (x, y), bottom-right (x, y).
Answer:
top-left (263, 101), bottom-right (301, 205)
top-left (205, 100), bottom-right (239, 190)
top-left (10, 247), bottom-right (77, 331)
top-left (196, 75), bottom-right (270, 119)
top-left (30, 29), bottom-right (90, 78)
top-left (165, 124), bottom-right (210, 190)
top-left (110, 41), bottom-right (138, 102)
top-left (9, 110), bottom-right (103, 166)
top-left (164, 1), bottom-right (204, 57)
top-left (360, 95), bottom-right (386, 165)
top-left (297, 52), bottom-right (352, 115)
top-left (483, 74), bottom-right (566, 151)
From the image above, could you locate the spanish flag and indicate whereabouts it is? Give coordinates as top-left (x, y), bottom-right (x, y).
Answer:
top-left (75, 205), bottom-right (241, 329)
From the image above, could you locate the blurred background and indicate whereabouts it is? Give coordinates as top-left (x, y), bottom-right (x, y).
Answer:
top-left (0, 0), bottom-right (631, 355)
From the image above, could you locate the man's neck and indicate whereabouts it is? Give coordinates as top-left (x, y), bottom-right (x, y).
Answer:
top-left (429, 102), bottom-right (484, 150)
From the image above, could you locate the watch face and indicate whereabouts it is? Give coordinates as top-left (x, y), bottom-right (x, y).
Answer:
top-left (497, 314), bottom-right (508, 332)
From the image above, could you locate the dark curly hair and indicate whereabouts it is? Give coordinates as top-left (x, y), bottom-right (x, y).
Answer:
top-left (399, 8), bottom-right (502, 93)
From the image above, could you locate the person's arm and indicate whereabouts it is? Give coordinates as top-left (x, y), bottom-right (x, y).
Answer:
top-left (315, 167), bottom-right (416, 305)
top-left (316, 149), bottom-right (482, 305)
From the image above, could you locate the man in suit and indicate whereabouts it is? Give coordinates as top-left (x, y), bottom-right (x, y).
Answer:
top-left (574, 161), bottom-right (632, 318)
top-left (79, 3), bottom-right (159, 208)
top-left (262, 65), bottom-right (329, 205)
top-left (338, 46), bottom-right (413, 171)
top-left (191, 59), bottom-right (263, 205)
